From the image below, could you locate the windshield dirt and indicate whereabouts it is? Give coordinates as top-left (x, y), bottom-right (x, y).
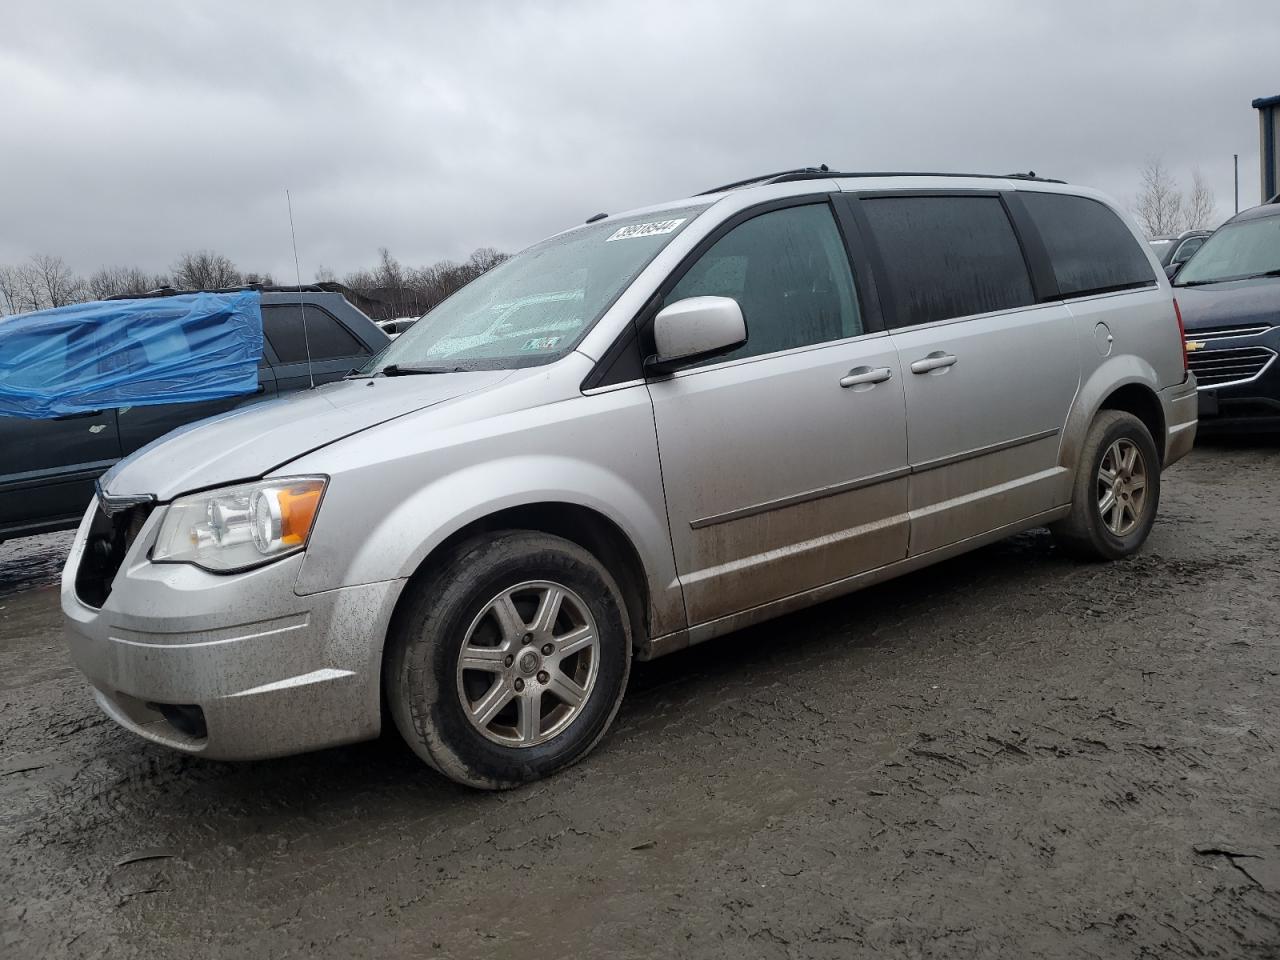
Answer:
top-left (365, 206), bottom-right (708, 372)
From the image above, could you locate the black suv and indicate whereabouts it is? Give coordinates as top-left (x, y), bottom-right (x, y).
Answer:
top-left (0, 287), bottom-right (389, 540)
top-left (1172, 199), bottom-right (1280, 428)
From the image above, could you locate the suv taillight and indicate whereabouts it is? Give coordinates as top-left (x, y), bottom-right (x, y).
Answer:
top-left (1173, 298), bottom-right (1189, 375)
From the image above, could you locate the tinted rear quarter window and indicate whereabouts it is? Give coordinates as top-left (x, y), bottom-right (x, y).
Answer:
top-left (860, 195), bottom-right (1035, 328)
top-left (263, 305), bottom-right (368, 362)
top-left (1020, 192), bottom-right (1156, 297)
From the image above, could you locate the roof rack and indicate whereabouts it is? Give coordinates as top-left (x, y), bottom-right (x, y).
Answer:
top-left (106, 282), bottom-right (348, 301)
top-left (699, 167), bottom-right (1064, 195)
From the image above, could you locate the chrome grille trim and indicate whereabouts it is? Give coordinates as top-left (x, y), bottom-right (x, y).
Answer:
top-left (1184, 324), bottom-right (1272, 341)
top-left (1188, 345), bottom-right (1276, 391)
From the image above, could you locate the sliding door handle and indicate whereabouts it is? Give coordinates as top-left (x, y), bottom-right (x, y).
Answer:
top-left (910, 352), bottom-right (957, 374)
top-left (839, 366), bottom-right (893, 388)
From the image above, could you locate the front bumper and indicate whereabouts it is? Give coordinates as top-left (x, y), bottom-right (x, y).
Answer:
top-left (61, 501), bottom-right (404, 760)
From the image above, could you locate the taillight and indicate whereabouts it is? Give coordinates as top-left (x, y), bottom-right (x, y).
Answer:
top-left (1173, 298), bottom-right (1189, 375)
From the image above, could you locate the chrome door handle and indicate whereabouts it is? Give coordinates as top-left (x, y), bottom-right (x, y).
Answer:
top-left (910, 352), bottom-right (957, 374)
top-left (839, 366), bottom-right (893, 388)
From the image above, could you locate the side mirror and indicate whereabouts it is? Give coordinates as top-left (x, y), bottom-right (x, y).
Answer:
top-left (1165, 262), bottom-right (1182, 280)
top-left (645, 296), bottom-right (747, 374)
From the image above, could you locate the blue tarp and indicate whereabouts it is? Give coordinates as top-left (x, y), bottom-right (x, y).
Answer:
top-left (0, 291), bottom-right (263, 419)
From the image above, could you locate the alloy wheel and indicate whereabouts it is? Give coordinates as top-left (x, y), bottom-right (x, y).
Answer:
top-left (455, 580), bottom-right (600, 747)
top-left (1096, 438), bottom-right (1148, 537)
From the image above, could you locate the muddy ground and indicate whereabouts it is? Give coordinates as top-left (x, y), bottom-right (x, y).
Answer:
top-left (2, 442), bottom-right (1278, 959)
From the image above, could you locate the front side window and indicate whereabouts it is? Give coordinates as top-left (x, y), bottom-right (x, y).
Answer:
top-left (1020, 192), bottom-right (1156, 297)
top-left (663, 203), bottom-right (862, 363)
top-left (264, 306), bottom-right (367, 362)
top-left (370, 205), bottom-right (708, 371)
top-left (1175, 215), bottom-right (1280, 285)
top-left (861, 195), bottom-right (1035, 328)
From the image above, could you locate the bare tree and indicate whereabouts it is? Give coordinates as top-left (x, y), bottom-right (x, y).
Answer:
top-left (313, 265), bottom-right (337, 283)
top-left (242, 271), bottom-right (275, 286)
top-left (87, 265), bottom-right (166, 300)
top-left (0, 264), bottom-right (24, 315)
top-left (1184, 168), bottom-right (1217, 230)
top-left (172, 250), bottom-right (241, 289)
top-left (33, 254), bottom-right (85, 307)
top-left (1134, 158), bottom-right (1185, 237)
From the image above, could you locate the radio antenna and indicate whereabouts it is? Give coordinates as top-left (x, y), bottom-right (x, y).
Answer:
top-left (286, 188), bottom-right (316, 389)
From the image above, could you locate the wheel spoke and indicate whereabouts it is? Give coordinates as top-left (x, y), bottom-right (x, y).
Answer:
top-left (1129, 476), bottom-right (1146, 494)
top-left (470, 681), bottom-right (512, 728)
top-left (516, 692), bottom-right (540, 743)
top-left (547, 673), bottom-right (586, 708)
top-left (1109, 500), bottom-right (1125, 534)
top-left (459, 645), bottom-right (506, 673)
top-left (1121, 444), bottom-right (1137, 475)
top-left (554, 624), bottom-right (595, 659)
top-left (490, 593), bottom-right (526, 643)
top-left (1098, 490), bottom-right (1116, 517)
top-left (531, 586), bottom-right (564, 635)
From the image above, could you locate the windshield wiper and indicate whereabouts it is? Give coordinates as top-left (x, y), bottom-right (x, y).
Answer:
top-left (1179, 268), bottom-right (1280, 287)
top-left (378, 363), bottom-right (467, 376)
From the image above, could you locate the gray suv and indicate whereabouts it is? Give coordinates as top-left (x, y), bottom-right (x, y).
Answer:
top-left (1, 288), bottom-right (387, 540)
top-left (62, 170), bottom-right (1197, 788)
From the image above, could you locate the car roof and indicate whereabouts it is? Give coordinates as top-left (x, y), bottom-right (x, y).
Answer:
top-left (586, 167), bottom-right (1084, 230)
top-left (1224, 198), bottom-right (1280, 225)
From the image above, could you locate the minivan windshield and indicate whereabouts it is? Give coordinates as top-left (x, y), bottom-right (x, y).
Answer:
top-left (363, 205), bottom-right (708, 373)
top-left (1175, 215), bottom-right (1280, 285)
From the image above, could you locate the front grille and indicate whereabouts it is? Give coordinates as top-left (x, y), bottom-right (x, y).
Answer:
top-left (74, 502), bottom-right (152, 608)
top-left (1187, 345), bottom-right (1276, 389)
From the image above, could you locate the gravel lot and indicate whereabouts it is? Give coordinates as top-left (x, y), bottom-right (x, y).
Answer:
top-left (2, 441), bottom-right (1278, 959)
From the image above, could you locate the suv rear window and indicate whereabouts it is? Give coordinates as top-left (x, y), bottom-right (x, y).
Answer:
top-left (1020, 192), bottom-right (1156, 297)
top-left (860, 195), bottom-right (1035, 328)
top-left (263, 305), bottom-right (368, 363)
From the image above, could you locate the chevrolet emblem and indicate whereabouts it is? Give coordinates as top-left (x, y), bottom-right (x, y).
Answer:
top-left (1184, 340), bottom-right (1205, 352)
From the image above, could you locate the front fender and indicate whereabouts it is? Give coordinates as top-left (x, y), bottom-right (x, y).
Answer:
top-left (289, 381), bottom-right (685, 640)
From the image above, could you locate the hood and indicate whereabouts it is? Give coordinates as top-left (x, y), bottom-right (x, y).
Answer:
top-left (100, 371), bottom-right (510, 500)
top-left (1175, 276), bottom-right (1280, 331)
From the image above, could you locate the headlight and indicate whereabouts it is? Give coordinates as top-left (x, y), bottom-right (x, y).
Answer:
top-left (151, 477), bottom-right (327, 572)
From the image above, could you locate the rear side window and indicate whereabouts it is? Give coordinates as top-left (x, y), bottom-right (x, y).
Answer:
top-left (263, 305), bottom-right (369, 362)
top-left (1020, 192), bottom-right (1156, 297)
top-left (861, 196), bottom-right (1035, 328)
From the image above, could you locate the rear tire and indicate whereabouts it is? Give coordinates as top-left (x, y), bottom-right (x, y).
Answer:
top-left (1051, 410), bottom-right (1161, 561)
top-left (385, 530), bottom-right (631, 789)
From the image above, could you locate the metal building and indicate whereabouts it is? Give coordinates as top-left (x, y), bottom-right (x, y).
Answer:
top-left (1255, 94), bottom-right (1280, 202)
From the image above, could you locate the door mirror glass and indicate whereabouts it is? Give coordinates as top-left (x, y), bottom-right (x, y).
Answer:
top-left (1165, 262), bottom-right (1182, 280)
top-left (645, 296), bottom-right (746, 374)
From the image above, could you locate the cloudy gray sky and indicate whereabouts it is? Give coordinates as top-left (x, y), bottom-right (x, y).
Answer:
top-left (3, 0), bottom-right (1278, 281)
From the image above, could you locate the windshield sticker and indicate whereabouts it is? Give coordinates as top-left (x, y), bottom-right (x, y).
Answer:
top-left (605, 218), bottom-right (687, 242)
top-left (521, 336), bottom-right (563, 351)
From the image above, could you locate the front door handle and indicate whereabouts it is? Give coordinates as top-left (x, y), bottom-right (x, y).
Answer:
top-left (839, 366), bottom-right (893, 388)
top-left (910, 352), bottom-right (957, 374)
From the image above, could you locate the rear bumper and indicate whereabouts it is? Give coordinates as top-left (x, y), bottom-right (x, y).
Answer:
top-left (61, 502), bottom-right (405, 760)
top-left (1160, 378), bottom-right (1199, 466)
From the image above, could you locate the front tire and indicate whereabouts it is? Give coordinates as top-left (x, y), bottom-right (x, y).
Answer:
top-left (1051, 410), bottom-right (1161, 561)
top-left (385, 531), bottom-right (631, 789)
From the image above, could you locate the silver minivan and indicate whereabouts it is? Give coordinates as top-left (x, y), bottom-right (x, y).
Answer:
top-left (62, 170), bottom-right (1198, 788)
